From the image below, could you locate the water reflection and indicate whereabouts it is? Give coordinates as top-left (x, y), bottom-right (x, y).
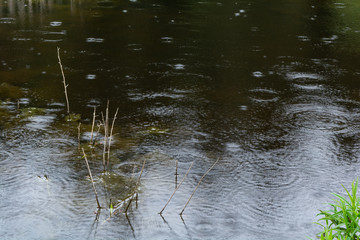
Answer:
top-left (1, 0), bottom-right (360, 239)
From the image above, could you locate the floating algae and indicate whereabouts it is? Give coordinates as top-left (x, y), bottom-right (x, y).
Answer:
top-left (19, 107), bottom-right (46, 118)
top-left (64, 113), bottom-right (81, 122)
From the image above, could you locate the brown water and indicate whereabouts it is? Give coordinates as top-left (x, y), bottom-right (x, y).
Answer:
top-left (1, 0), bottom-right (360, 239)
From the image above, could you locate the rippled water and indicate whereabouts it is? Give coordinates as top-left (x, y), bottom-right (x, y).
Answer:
top-left (1, 0), bottom-right (360, 239)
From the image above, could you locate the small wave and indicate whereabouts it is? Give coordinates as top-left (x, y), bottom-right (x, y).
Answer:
top-left (0, 17), bottom-right (15, 24)
top-left (126, 43), bottom-right (143, 51)
top-left (50, 21), bottom-right (62, 27)
top-left (276, 103), bottom-right (349, 131)
top-left (286, 72), bottom-right (323, 81)
top-left (86, 37), bottom-right (104, 43)
top-left (248, 88), bottom-right (279, 103)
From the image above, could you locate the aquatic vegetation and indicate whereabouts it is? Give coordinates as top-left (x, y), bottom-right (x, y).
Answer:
top-left (138, 126), bottom-right (169, 135)
top-left (64, 113), bottom-right (81, 122)
top-left (101, 101), bottom-right (119, 170)
top-left (313, 179), bottom-right (360, 240)
top-left (19, 107), bottom-right (46, 118)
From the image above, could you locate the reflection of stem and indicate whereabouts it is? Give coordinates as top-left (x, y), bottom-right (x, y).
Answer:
top-left (87, 209), bottom-right (100, 240)
top-left (125, 198), bottom-right (133, 215)
top-left (57, 47), bottom-right (70, 114)
top-left (95, 209), bottom-right (101, 221)
top-left (82, 148), bottom-right (101, 209)
top-left (179, 158), bottom-right (219, 215)
top-left (175, 160), bottom-right (178, 189)
top-left (159, 162), bottom-right (194, 215)
top-left (135, 159), bottom-right (146, 202)
top-left (180, 213), bottom-right (186, 224)
top-left (46, 178), bottom-right (50, 196)
top-left (125, 212), bottom-right (135, 238)
top-left (136, 159), bottom-right (146, 187)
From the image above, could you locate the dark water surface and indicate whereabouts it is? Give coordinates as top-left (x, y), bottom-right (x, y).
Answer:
top-left (1, 0), bottom-right (360, 239)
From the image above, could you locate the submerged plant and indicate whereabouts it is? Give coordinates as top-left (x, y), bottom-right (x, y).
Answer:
top-left (64, 113), bottom-right (81, 122)
top-left (19, 107), bottom-right (46, 118)
top-left (314, 178), bottom-right (360, 240)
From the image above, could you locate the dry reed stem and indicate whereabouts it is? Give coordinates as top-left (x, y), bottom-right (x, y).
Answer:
top-left (90, 107), bottom-right (96, 146)
top-left (107, 107), bottom-right (119, 167)
top-left (159, 161), bottom-right (194, 215)
top-left (77, 122), bottom-right (81, 150)
top-left (102, 101), bottom-right (109, 170)
top-left (82, 148), bottom-right (101, 209)
top-left (94, 122), bottom-right (102, 145)
top-left (179, 158), bottom-right (220, 215)
top-left (57, 47), bottom-right (70, 114)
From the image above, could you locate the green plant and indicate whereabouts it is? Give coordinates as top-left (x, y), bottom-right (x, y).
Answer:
top-left (314, 178), bottom-right (360, 240)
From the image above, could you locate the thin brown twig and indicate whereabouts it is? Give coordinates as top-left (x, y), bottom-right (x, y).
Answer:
top-left (107, 107), bottom-right (119, 167)
top-left (179, 158), bottom-right (220, 215)
top-left (90, 107), bottom-right (96, 146)
top-left (102, 101), bottom-right (110, 170)
top-left (77, 122), bottom-right (81, 150)
top-left (159, 161), bottom-right (194, 215)
top-left (82, 148), bottom-right (101, 209)
top-left (57, 47), bottom-right (70, 114)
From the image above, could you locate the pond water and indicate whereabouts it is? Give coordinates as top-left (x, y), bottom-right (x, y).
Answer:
top-left (1, 0), bottom-right (360, 239)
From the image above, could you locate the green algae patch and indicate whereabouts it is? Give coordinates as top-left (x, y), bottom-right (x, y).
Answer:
top-left (64, 113), bottom-right (81, 122)
top-left (19, 107), bottom-right (46, 118)
top-left (138, 126), bottom-right (169, 135)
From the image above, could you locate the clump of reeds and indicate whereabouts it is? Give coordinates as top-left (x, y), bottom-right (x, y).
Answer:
top-left (99, 101), bottom-right (119, 171)
top-left (55, 49), bottom-right (221, 221)
top-left (102, 159), bottom-right (146, 223)
top-left (85, 102), bottom-right (119, 171)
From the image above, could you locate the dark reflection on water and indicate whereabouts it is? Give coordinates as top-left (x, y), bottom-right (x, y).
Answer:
top-left (1, 0), bottom-right (360, 239)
